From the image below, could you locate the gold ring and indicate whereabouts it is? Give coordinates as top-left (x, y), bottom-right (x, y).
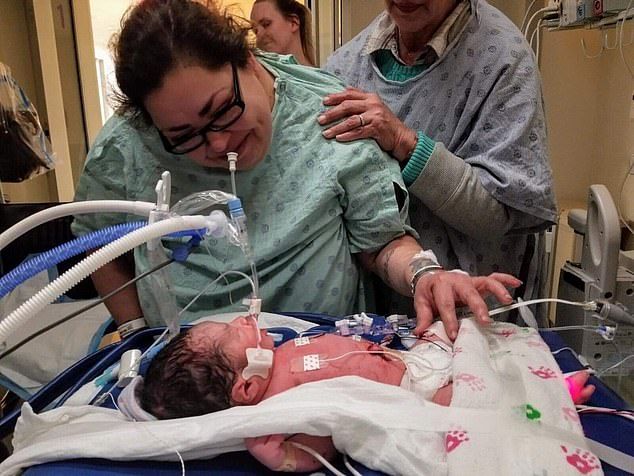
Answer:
top-left (358, 114), bottom-right (365, 128)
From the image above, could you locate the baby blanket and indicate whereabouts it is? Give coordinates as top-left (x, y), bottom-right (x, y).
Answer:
top-left (0, 319), bottom-right (602, 476)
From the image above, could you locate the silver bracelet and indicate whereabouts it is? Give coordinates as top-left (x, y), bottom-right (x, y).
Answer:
top-left (410, 264), bottom-right (444, 296)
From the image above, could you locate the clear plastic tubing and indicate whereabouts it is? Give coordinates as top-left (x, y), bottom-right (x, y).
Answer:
top-left (0, 221), bottom-right (147, 299)
top-left (0, 215), bottom-right (215, 346)
top-left (170, 190), bottom-right (236, 216)
top-left (0, 200), bottom-right (155, 252)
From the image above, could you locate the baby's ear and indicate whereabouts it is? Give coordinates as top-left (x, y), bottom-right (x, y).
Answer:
top-left (231, 375), bottom-right (263, 405)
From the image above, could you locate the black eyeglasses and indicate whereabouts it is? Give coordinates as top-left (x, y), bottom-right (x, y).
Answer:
top-left (158, 63), bottom-right (245, 155)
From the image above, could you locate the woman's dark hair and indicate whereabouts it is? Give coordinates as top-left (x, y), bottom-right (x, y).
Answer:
top-left (254, 0), bottom-right (316, 66)
top-left (112, 0), bottom-right (251, 124)
top-left (141, 328), bottom-right (237, 419)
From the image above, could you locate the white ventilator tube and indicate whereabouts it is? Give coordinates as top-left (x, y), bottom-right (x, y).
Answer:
top-left (0, 200), bottom-right (156, 251)
top-left (0, 214), bottom-right (226, 347)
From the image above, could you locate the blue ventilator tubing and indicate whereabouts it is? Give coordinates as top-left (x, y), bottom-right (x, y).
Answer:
top-left (0, 221), bottom-right (147, 299)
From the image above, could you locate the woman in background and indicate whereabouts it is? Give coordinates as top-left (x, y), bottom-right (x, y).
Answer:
top-left (250, 0), bottom-right (316, 66)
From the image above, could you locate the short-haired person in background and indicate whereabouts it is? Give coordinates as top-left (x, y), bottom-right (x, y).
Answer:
top-left (250, 0), bottom-right (316, 66)
top-left (321, 0), bottom-right (557, 327)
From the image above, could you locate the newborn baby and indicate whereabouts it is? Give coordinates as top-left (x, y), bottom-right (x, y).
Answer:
top-left (141, 316), bottom-right (594, 472)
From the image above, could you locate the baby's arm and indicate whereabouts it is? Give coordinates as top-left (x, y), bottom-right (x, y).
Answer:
top-left (245, 434), bottom-right (337, 472)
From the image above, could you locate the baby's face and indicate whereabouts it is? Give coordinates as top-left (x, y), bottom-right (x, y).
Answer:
top-left (190, 317), bottom-right (274, 369)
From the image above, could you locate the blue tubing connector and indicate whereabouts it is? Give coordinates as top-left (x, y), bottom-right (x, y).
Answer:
top-left (0, 221), bottom-right (147, 299)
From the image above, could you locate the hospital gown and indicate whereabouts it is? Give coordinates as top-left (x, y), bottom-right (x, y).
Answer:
top-left (72, 53), bottom-right (412, 326)
top-left (325, 0), bottom-right (557, 315)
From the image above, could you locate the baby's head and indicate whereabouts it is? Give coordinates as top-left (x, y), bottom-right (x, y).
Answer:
top-left (141, 316), bottom-right (274, 419)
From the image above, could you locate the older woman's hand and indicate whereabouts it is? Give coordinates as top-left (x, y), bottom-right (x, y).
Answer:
top-left (318, 87), bottom-right (417, 162)
top-left (413, 272), bottom-right (521, 341)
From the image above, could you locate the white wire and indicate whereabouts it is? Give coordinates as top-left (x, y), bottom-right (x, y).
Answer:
top-left (199, 238), bottom-right (257, 307)
top-left (288, 441), bottom-right (348, 476)
top-left (548, 325), bottom-right (603, 332)
top-left (616, 0), bottom-right (634, 237)
top-left (530, 18), bottom-right (543, 50)
top-left (551, 346), bottom-right (578, 357)
top-left (619, 0), bottom-right (634, 80)
top-left (488, 297), bottom-right (596, 317)
top-left (523, 6), bottom-right (558, 37)
top-left (618, 161), bottom-right (634, 235)
top-left (521, 0), bottom-right (538, 33)
top-left (179, 270), bottom-right (256, 316)
top-left (249, 314), bottom-right (262, 347)
top-left (297, 330), bottom-right (326, 339)
top-left (597, 353), bottom-right (634, 377)
top-left (536, 17), bottom-right (543, 65)
top-left (320, 349), bottom-right (406, 364)
top-left (344, 454), bottom-right (364, 476)
top-left (320, 348), bottom-right (451, 375)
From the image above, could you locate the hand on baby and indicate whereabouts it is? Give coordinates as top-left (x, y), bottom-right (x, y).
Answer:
top-left (413, 272), bottom-right (521, 340)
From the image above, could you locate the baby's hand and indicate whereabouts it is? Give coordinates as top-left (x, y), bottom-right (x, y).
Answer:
top-left (565, 371), bottom-right (595, 404)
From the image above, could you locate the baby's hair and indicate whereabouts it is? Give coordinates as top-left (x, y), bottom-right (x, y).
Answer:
top-left (141, 327), bottom-right (236, 419)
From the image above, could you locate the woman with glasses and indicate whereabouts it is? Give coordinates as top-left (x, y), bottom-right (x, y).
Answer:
top-left (250, 0), bottom-right (316, 67)
top-left (71, 0), bottom-right (519, 340)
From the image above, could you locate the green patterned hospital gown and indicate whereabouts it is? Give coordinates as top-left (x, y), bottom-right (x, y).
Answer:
top-left (72, 53), bottom-right (412, 326)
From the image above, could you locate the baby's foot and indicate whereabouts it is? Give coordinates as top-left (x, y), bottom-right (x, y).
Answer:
top-left (565, 371), bottom-right (595, 404)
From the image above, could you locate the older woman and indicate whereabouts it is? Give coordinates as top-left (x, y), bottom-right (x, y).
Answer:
top-left (72, 0), bottom-right (518, 339)
top-left (321, 0), bottom-right (557, 325)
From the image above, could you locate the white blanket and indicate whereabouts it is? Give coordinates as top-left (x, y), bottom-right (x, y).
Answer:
top-left (0, 320), bottom-right (603, 476)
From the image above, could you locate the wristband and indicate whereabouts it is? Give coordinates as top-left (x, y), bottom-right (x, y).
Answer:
top-left (409, 250), bottom-right (443, 296)
top-left (410, 265), bottom-right (444, 296)
top-left (117, 317), bottom-right (147, 339)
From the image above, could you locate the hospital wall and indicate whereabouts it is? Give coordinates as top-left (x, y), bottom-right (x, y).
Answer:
top-left (541, 27), bottom-right (634, 226)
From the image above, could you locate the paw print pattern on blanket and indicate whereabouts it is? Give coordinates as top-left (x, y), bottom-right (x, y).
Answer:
top-left (454, 373), bottom-right (486, 391)
top-left (493, 328), bottom-right (515, 338)
top-left (529, 366), bottom-right (558, 379)
top-left (562, 407), bottom-right (580, 424)
top-left (526, 338), bottom-right (549, 351)
top-left (445, 429), bottom-right (470, 453)
top-left (560, 446), bottom-right (601, 474)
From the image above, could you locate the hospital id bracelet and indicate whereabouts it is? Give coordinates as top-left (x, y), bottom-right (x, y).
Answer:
top-left (117, 317), bottom-right (147, 339)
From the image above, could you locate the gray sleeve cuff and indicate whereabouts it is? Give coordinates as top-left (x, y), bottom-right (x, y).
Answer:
top-left (407, 143), bottom-right (550, 240)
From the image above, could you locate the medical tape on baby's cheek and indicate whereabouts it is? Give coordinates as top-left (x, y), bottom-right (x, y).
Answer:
top-left (290, 354), bottom-right (328, 373)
